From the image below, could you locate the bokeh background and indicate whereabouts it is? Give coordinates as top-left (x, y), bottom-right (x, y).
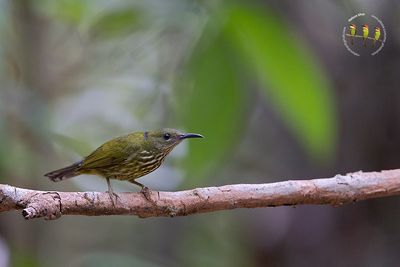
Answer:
top-left (1, 0), bottom-right (400, 266)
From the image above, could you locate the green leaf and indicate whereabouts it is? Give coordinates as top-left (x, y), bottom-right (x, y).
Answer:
top-left (226, 5), bottom-right (337, 159)
top-left (177, 28), bottom-right (246, 182)
top-left (89, 9), bottom-right (140, 39)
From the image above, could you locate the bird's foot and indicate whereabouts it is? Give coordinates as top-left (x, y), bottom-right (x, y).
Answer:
top-left (140, 186), bottom-right (151, 201)
top-left (140, 187), bottom-right (157, 205)
top-left (106, 191), bottom-right (120, 206)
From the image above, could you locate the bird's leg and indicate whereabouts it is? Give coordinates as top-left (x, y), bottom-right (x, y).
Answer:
top-left (106, 177), bottom-right (120, 206)
top-left (131, 180), bottom-right (153, 202)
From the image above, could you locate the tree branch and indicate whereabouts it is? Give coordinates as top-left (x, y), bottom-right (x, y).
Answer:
top-left (1, 169), bottom-right (400, 220)
top-left (345, 33), bottom-right (383, 42)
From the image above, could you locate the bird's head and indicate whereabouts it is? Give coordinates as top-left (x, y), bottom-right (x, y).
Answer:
top-left (375, 26), bottom-right (381, 32)
top-left (145, 128), bottom-right (203, 152)
top-left (363, 24), bottom-right (369, 30)
top-left (350, 24), bottom-right (356, 29)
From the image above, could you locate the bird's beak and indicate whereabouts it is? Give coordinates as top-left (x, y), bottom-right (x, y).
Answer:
top-left (179, 133), bottom-right (204, 140)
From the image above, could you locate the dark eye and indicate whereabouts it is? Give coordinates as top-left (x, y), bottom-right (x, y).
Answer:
top-left (163, 133), bottom-right (171, 140)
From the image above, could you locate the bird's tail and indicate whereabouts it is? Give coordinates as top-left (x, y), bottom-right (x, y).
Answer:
top-left (45, 161), bottom-right (82, 182)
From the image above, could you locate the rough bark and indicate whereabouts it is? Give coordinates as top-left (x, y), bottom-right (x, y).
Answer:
top-left (1, 169), bottom-right (400, 220)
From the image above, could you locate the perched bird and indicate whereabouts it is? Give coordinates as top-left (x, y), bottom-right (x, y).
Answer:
top-left (362, 24), bottom-right (369, 47)
top-left (45, 129), bottom-right (203, 203)
top-left (349, 24), bottom-right (356, 45)
top-left (373, 26), bottom-right (381, 47)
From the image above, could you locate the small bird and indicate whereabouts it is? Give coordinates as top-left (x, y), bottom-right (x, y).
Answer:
top-left (362, 24), bottom-right (369, 47)
top-left (349, 24), bottom-right (356, 45)
top-left (45, 129), bottom-right (203, 203)
top-left (373, 26), bottom-right (381, 47)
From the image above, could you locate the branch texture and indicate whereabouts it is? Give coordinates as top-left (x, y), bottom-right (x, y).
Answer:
top-left (1, 169), bottom-right (400, 220)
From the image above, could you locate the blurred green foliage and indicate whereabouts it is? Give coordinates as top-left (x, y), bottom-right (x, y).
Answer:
top-left (11, 249), bottom-right (40, 267)
top-left (226, 5), bottom-right (336, 159)
top-left (70, 252), bottom-right (161, 267)
top-left (178, 30), bottom-right (246, 182)
top-left (52, 133), bottom-right (93, 157)
top-left (89, 8), bottom-right (141, 39)
top-left (180, 214), bottom-right (254, 267)
top-left (179, 3), bottom-right (336, 180)
top-left (0, 1), bottom-right (343, 267)
top-left (34, 0), bottom-right (88, 25)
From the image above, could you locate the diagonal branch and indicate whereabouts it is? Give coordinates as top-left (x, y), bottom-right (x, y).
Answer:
top-left (1, 169), bottom-right (400, 220)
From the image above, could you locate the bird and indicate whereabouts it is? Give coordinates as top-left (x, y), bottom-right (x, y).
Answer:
top-left (373, 26), bottom-right (381, 47)
top-left (362, 24), bottom-right (369, 47)
top-left (349, 24), bottom-right (356, 45)
top-left (45, 129), bottom-right (203, 204)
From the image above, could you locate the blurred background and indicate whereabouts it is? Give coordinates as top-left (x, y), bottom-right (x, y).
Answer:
top-left (0, 0), bottom-right (400, 266)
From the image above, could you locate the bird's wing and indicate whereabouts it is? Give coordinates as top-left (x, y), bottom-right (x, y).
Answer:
top-left (79, 136), bottom-right (140, 170)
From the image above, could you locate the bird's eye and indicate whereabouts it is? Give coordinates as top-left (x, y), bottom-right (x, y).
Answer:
top-left (163, 133), bottom-right (171, 140)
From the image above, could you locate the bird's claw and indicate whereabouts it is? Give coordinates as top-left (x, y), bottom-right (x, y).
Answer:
top-left (140, 187), bottom-right (158, 205)
top-left (106, 191), bottom-right (120, 206)
top-left (140, 186), bottom-right (151, 201)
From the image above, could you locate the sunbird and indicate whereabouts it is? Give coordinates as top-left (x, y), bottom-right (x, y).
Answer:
top-left (45, 129), bottom-right (203, 203)
top-left (373, 26), bottom-right (381, 47)
top-left (349, 24), bottom-right (356, 45)
top-left (362, 24), bottom-right (369, 47)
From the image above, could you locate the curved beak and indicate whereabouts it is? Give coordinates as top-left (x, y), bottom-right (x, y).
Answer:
top-left (179, 133), bottom-right (204, 140)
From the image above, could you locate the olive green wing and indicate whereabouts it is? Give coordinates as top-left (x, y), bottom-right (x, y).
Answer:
top-left (79, 135), bottom-right (140, 170)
